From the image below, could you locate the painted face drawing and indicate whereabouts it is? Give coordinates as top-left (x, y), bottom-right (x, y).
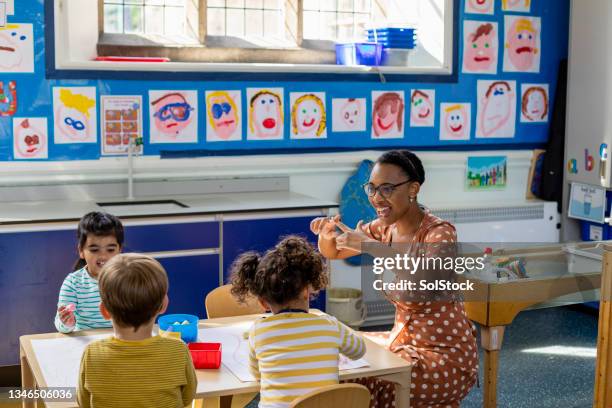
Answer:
top-left (522, 87), bottom-right (548, 121)
top-left (465, 23), bottom-right (496, 72)
top-left (15, 119), bottom-right (45, 158)
top-left (340, 98), bottom-right (362, 129)
top-left (444, 105), bottom-right (468, 138)
top-left (0, 29), bottom-right (26, 70)
top-left (480, 81), bottom-right (514, 136)
top-left (507, 18), bottom-right (538, 71)
top-left (502, 0), bottom-right (530, 10)
top-left (372, 92), bottom-right (404, 137)
top-left (207, 91), bottom-right (238, 140)
top-left (292, 94), bottom-right (326, 137)
top-left (467, 0), bottom-right (493, 13)
top-left (410, 91), bottom-right (433, 125)
top-left (152, 93), bottom-right (194, 136)
top-left (56, 89), bottom-right (95, 141)
top-left (250, 90), bottom-right (282, 138)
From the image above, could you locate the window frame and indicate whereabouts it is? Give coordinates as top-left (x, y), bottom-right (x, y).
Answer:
top-left (46, 0), bottom-right (459, 83)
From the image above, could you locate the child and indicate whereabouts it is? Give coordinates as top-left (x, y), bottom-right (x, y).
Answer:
top-left (54, 212), bottom-right (124, 333)
top-left (230, 235), bottom-right (366, 408)
top-left (77, 253), bottom-right (197, 408)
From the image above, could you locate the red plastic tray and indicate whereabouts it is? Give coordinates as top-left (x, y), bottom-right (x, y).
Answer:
top-left (189, 342), bottom-right (222, 369)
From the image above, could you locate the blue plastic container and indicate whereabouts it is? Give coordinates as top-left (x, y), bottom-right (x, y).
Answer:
top-left (335, 42), bottom-right (383, 66)
top-left (158, 313), bottom-right (199, 343)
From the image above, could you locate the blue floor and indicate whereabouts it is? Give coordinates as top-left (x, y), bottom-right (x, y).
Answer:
top-left (365, 305), bottom-right (599, 408)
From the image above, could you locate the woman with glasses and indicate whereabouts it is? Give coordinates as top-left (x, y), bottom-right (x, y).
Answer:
top-left (310, 150), bottom-right (478, 408)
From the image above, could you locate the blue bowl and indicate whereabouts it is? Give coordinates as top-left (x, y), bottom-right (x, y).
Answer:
top-left (158, 314), bottom-right (199, 343)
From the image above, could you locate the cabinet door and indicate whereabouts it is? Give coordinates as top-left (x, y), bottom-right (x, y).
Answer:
top-left (123, 220), bottom-right (219, 252)
top-left (223, 213), bottom-right (326, 311)
top-left (156, 254), bottom-right (220, 319)
top-left (0, 228), bottom-right (77, 366)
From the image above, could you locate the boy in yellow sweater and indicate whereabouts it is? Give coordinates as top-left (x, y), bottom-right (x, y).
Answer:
top-left (77, 253), bottom-right (197, 408)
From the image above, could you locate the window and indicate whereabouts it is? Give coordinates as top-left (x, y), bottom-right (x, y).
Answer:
top-left (51, 0), bottom-right (456, 76)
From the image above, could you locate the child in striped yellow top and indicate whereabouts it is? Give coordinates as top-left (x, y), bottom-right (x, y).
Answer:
top-left (77, 254), bottom-right (197, 408)
top-left (230, 236), bottom-right (366, 408)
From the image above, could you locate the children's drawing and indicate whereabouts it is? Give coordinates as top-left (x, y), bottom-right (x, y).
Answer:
top-left (247, 88), bottom-right (284, 140)
top-left (331, 98), bottom-right (366, 132)
top-left (101, 95), bottom-right (143, 155)
top-left (467, 156), bottom-right (507, 190)
top-left (53, 87), bottom-right (97, 144)
top-left (0, 3), bottom-right (6, 27)
top-left (149, 90), bottom-right (198, 144)
top-left (476, 80), bottom-right (516, 139)
top-left (521, 84), bottom-right (549, 123)
top-left (0, 80), bottom-right (16, 116)
top-left (371, 91), bottom-right (404, 139)
top-left (465, 0), bottom-right (494, 15)
top-left (503, 16), bottom-right (541, 73)
top-left (501, 0), bottom-right (530, 12)
top-left (0, 24), bottom-right (34, 72)
top-left (290, 92), bottom-right (327, 139)
top-left (440, 103), bottom-right (471, 141)
top-left (4, 0), bottom-right (13, 15)
top-left (463, 21), bottom-right (498, 75)
top-left (13, 118), bottom-right (47, 159)
top-left (409, 89), bottom-right (435, 127)
top-left (205, 90), bottom-right (242, 142)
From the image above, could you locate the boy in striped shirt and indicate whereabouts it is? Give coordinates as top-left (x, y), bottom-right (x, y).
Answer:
top-left (230, 236), bottom-right (366, 408)
top-left (55, 212), bottom-right (124, 333)
top-left (77, 253), bottom-right (197, 408)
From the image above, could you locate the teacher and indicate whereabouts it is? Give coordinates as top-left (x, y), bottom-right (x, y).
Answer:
top-left (310, 150), bottom-right (478, 408)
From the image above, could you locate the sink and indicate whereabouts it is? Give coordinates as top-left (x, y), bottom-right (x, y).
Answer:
top-left (97, 200), bottom-right (189, 215)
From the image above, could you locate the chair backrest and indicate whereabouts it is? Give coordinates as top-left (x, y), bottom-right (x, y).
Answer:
top-left (289, 383), bottom-right (371, 408)
top-left (205, 284), bottom-right (266, 319)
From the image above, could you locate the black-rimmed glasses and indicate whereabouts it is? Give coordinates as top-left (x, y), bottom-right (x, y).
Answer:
top-left (363, 180), bottom-right (411, 198)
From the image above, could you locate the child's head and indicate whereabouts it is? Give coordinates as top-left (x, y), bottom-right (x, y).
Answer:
top-left (230, 235), bottom-right (328, 310)
top-left (75, 212), bottom-right (124, 276)
top-left (98, 253), bottom-right (168, 331)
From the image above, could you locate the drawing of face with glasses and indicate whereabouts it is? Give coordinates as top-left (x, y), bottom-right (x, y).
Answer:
top-left (206, 91), bottom-right (239, 140)
top-left (152, 93), bottom-right (194, 136)
top-left (56, 89), bottom-right (94, 141)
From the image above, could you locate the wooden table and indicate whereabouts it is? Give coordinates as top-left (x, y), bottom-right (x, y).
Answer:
top-left (19, 312), bottom-right (413, 408)
top-left (461, 244), bottom-right (603, 408)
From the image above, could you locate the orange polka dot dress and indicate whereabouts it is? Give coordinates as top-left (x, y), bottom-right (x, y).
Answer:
top-left (351, 211), bottom-right (479, 408)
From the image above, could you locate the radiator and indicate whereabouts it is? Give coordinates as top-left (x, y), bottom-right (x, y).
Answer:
top-left (353, 202), bottom-right (560, 327)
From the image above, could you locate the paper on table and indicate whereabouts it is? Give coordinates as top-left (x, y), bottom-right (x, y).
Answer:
top-left (198, 323), bottom-right (369, 382)
top-left (30, 334), bottom-right (111, 388)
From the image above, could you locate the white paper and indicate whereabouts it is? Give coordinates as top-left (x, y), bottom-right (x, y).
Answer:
top-left (290, 92), bottom-right (327, 139)
top-left (30, 334), bottom-right (111, 388)
top-left (0, 23), bottom-right (34, 72)
top-left (503, 15), bottom-right (541, 73)
top-left (246, 88), bottom-right (284, 140)
top-left (0, 3), bottom-right (6, 27)
top-left (462, 21), bottom-right (498, 75)
top-left (501, 0), bottom-right (531, 12)
top-left (198, 323), bottom-right (369, 383)
top-left (331, 98), bottom-right (366, 132)
top-left (205, 90), bottom-right (242, 142)
top-left (13, 117), bottom-right (48, 159)
top-left (464, 0), bottom-right (494, 14)
top-left (5, 0), bottom-right (12, 15)
top-left (53, 87), bottom-right (98, 144)
top-left (440, 103), bottom-right (471, 141)
top-left (476, 80), bottom-right (516, 138)
top-left (371, 91), bottom-right (405, 139)
top-left (520, 83), bottom-right (549, 123)
top-left (149, 90), bottom-right (198, 144)
top-left (101, 95), bottom-right (143, 155)
top-left (409, 89), bottom-right (435, 127)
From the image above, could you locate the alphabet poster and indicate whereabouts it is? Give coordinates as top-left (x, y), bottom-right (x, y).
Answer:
top-left (53, 87), bottom-right (97, 144)
top-left (149, 90), bottom-right (198, 144)
top-left (476, 80), bottom-right (516, 139)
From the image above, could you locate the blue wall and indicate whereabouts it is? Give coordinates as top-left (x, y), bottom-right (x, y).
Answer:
top-left (0, 0), bottom-right (569, 161)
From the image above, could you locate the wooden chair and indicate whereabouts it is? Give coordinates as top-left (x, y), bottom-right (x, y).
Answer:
top-left (289, 384), bottom-right (371, 408)
top-left (205, 284), bottom-right (266, 319)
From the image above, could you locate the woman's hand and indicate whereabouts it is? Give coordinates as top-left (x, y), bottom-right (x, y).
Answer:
top-left (310, 215), bottom-right (340, 240)
top-left (335, 220), bottom-right (372, 253)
